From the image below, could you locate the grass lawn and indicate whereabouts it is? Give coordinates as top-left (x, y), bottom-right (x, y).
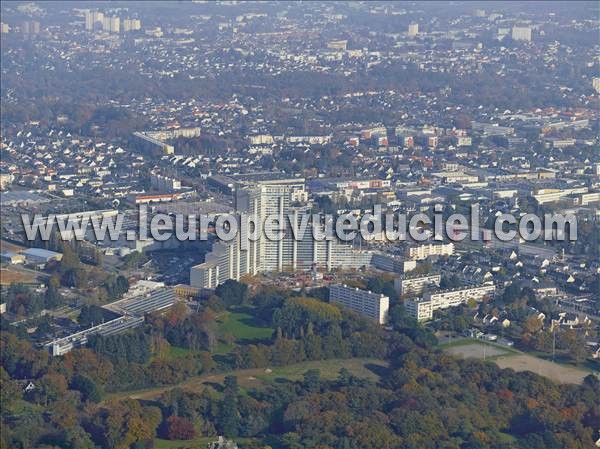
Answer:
top-left (264, 357), bottom-right (388, 382)
top-left (165, 345), bottom-right (192, 359)
top-left (108, 357), bottom-right (388, 402)
top-left (216, 309), bottom-right (273, 342)
top-left (439, 338), bottom-right (519, 356)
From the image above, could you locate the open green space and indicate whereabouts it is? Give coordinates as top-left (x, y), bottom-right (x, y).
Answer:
top-left (441, 338), bottom-right (591, 384)
top-left (215, 309), bottom-right (274, 342)
top-left (107, 357), bottom-right (388, 403)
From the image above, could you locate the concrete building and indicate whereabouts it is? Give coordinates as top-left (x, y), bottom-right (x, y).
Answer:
top-left (22, 248), bottom-right (63, 264)
top-left (0, 251), bottom-right (26, 265)
top-left (150, 173), bottom-right (182, 192)
top-left (424, 283), bottom-right (495, 309)
top-left (329, 284), bottom-right (389, 324)
top-left (371, 252), bottom-right (417, 273)
top-left (407, 243), bottom-right (454, 260)
top-left (404, 283), bottom-right (495, 321)
top-left (122, 18), bottom-right (141, 32)
top-left (404, 298), bottom-right (434, 321)
top-left (103, 16), bottom-right (120, 33)
top-left (512, 26), bottom-right (532, 42)
top-left (532, 187), bottom-right (588, 204)
top-left (394, 273), bottom-right (441, 297)
top-left (190, 179), bottom-right (374, 289)
top-left (407, 22), bottom-right (419, 36)
top-left (84, 10), bottom-right (104, 31)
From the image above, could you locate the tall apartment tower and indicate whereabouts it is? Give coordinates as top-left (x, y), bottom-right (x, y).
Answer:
top-left (190, 178), bottom-right (373, 289)
top-left (235, 180), bottom-right (303, 272)
top-left (84, 11), bottom-right (94, 30)
top-left (407, 22), bottom-right (419, 36)
top-left (512, 26), bottom-right (532, 42)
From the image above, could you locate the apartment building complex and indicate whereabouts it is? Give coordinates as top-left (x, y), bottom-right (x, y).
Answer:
top-left (190, 179), bottom-right (372, 289)
top-left (329, 284), bottom-right (389, 324)
top-left (394, 273), bottom-right (441, 297)
top-left (404, 283), bottom-right (495, 321)
top-left (407, 242), bottom-right (454, 260)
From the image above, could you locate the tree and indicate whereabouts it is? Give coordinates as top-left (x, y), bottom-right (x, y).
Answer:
top-left (216, 280), bottom-right (248, 307)
top-left (219, 376), bottom-right (240, 437)
top-left (44, 277), bottom-right (62, 309)
top-left (70, 374), bottom-right (102, 403)
top-left (36, 372), bottom-right (68, 406)
top-left (93, 399), bottom-right (161, 449)
top-left (163, 415), bottom-right (196, 440)
top-left (78, 305), bottom-right (106, 328)
top-left (302, 369), bottom-right (321, 394)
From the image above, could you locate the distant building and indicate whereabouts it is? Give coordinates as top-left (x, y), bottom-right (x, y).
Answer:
top-left (593, 77), bottom-right (600, 94)
top-left (394, 273), bottom-right (441, 297)
top-left (22, 248), bottom-right (63, 264)
top-left (512, 26), bottom-right (532, 42)
top-left (405, 283), bottom-right (495, 321)
top-left (408, 22), bottom-right (419, 36)
top-left (407, 243), bottom-right (454, 260)
top-left (84, 10), bottom-right (104, 31)
top-left (327, 40), bottom-right (347, 50)
top-left (21, 20), bottom-right (40, 35)
top-left (150, 173), bottom-right (182, 192)
top-left (0, 22), bottom-right (9, 33)
top-left (0, 251), bottom-right (26, 265)
top-left (103, 15), bottom-right (120, 33)
top-left (0, 173), bottom-right (14, 190)
top-left (329, 284), bottom-right (389, 324)
top-left (371, 252), bottom-right (417, 273)
top-left (122, 18), bottom-right (141, 32)
top-left (190, 179), bottom-right (373, 290)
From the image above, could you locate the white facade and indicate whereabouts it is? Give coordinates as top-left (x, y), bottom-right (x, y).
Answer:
top-left (408, 22), bottom-right (419, 36)
top-left (190, 180), bottom-right (373, 289)
top-left (405, 283), bottom-right (495, 321)
top-left (330, 284), bottom-right (389, 324)
top-left (407, 243), bottom-right (454, 260)
top-left (394, 273), bottom-right (441, 297)
top-left (512, 26), bottom-right (532, 42)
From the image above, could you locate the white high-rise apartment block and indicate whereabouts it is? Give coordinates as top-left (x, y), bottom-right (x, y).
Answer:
top-left (84, 11), bottom-right (104, 31)
top-left (330, 284), bottom-right (389, 324)
top-left (123, 18), bottom-right (142, 32)
top-left (84, 11), bottom-right (94, 30)
top-left (190, 179), bottom-right (373, 289)
top-left (408, 22), bottom-right (419, 36)
top-left (102, 16), bottom-right (119, 33)
top-left (512, 26), bottom-right (532, 42)
top-left (109, 16), bottom-right (120, 33)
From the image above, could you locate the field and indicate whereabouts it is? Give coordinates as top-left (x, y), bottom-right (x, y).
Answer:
top-left (444, 340), bottom-right (514, 359)
top-left (0, 240), bottom-right (26, 253)
top-left (495, 354), bottom-right (590, 385)
top-left (112, 357), bottom-right (388, 402)
top-left (442, 338), bottom-right (590, 384)
top-left (215, 309), bottom-right (274, 342)
top-left (0, 268), bottom-right (37, 285)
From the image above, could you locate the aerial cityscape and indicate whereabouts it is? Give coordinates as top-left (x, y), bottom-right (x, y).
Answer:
top-left (0, 1), bottom-right (599, 449)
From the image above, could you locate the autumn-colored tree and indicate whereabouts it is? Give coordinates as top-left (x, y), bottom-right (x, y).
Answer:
top-left (163, 415), bottom-right (196, 440)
